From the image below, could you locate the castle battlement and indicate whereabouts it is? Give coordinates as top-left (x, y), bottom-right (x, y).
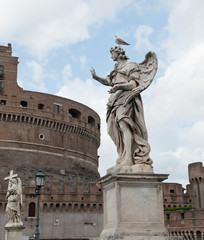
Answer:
top-left (188, 162), bottom-right (204, 182)
top-left (0, 43), bottom-right (12, 56)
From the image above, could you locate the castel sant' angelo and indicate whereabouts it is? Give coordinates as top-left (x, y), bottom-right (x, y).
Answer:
top-left (0, 43), bottom-right (103, 239)
top-left (0, 44), bottom-right (203, 240)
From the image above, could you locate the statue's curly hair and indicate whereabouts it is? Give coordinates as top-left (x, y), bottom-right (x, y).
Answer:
top-left (110, 46), bottom-right (129, 60)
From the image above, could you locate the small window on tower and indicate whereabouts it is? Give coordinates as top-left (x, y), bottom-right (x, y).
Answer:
top-left (38, 103), bottom-right (44, 110)
top-left (0, 82), bottom-right (3, 92)
top-left (0, 100), bottom-right (6, 105)
top-left (88, 116), bottom-right (95, 126)
top-left (55, 104), bottom-right (60, 114)
top-left (0, 66), bottom-right (4, 79)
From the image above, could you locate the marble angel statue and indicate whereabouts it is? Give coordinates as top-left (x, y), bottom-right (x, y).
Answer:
top-left (90, 46), bottom-right (157, 168)
top-left (5, 171), bottom-right (23, 227)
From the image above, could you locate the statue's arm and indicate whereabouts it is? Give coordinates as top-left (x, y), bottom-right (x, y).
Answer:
top-left (90, 68), bottom-right (110, 86)
top-left (109, 80), bottom-right (136, 93)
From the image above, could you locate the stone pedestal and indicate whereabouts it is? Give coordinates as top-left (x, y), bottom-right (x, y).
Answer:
top-left (5, 225), bottom-right (25, 240)
top-left (98, 170), bottom-right (182, 240)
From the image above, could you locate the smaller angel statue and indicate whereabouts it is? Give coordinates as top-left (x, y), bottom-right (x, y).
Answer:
top-left (90, 46), bottom-right (157, 167)
top-left (5, 171), bottom-right (23, 227)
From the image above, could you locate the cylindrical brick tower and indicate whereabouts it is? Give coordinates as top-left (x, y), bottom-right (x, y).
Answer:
top-left (0, 43), bottom-right (101, 188)
top-left (188, 162), bottom-right (204, 208)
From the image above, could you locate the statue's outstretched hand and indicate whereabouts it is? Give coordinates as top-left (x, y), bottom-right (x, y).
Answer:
top-left (90, 67), bottom-right (97, 79)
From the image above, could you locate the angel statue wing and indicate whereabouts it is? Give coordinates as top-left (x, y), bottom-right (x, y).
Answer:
top-left (17, 178), bottom-right (23, 206)
top-left (123, 51), bottom-right (158, 106)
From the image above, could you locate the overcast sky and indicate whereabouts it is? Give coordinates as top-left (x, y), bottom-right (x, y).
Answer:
top-left (1, 0), bottom-right (204, 187)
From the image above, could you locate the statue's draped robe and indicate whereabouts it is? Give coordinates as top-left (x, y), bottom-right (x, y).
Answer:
top-left (6, 183), bottom-right (21, 224)
top-left (106, 62), bottom-right (152, 165)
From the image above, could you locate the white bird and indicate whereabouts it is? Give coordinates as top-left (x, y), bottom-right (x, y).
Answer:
top-left (115, 35), bottom-right (130, 45)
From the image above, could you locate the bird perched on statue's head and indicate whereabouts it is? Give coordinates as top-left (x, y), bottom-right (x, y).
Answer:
top-left (115, 36), bottom-right (130, 45)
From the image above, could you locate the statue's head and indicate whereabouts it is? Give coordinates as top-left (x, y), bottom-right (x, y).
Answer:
top-left (10, 178), bottom-right (17, 185)
top-left (110, 46), bottom-right (129, 60)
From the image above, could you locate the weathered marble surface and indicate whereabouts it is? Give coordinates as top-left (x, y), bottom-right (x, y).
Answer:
top-left (97, 172), bottom-right (182, 240)
top-left (4, 170), bottom-right (23, 227)
top-left (5, 226), bottom-right (25, 240)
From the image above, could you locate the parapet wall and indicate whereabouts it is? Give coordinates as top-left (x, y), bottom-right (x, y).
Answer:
top-left (0, 182), bottom-right (103, 214)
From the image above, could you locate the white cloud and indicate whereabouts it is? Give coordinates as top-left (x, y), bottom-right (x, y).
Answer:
top-left (134, 25), bottom-right (154, 51)
top-left (179, 121), bottom-right (204, 149)
top-left (157, 147), bottom-right (204, 186)
top-left (22, 60), bottom-right (47, 91)
top-left (144, 43), bottom-right (204, 186)
top-left (162, 0), bottom-right (204, 61)
top-left (62, 64), bottom-right (73, 82)
top-left (144, 0), bottom-right (204, 185)
top-left (79, 56), bottom-right (87, 69)
top-left (146, 44), bottom-right (204, 126)
top-left (0, 0), bottom-right (132, 58)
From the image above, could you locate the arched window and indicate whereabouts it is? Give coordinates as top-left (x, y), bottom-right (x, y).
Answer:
top-left (88, 116), bottom-right (95, 126)
top-left (20, 101), bottom-right (27, 108)
top-left (80, 204), bottom-right (84, 211)
top-left (62, 203), bottom-right (66, 211)
top-left (56, 203), bottom-right (60, 210)
top-left (196, 231), bottom-right (201, 240)
top-left (68, 203), bottom-right (72, 211)
top-left (68, 109), bottom-right (81, 119)
top-left (99, 204), bottom-right (103, 212)
top-left (92, 203), bottom-right (97, 211)
top-left (28, 202), bottom-right (36, 217)
top-left (74, 203), bottom-right (78, 211)
top-left (190, 231), bottom-right (194, 239)
top-left (43, 203), bottom-right (48, 211)
top-left (50, 203), bottom-right (54, 210)
top-left (87, 204), bottom-right (91, 211)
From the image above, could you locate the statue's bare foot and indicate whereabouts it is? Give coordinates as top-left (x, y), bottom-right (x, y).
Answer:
top-left (120, 159), bottom-right (133, 166)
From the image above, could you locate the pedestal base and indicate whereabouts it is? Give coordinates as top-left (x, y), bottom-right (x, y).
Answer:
top-left (5, 225), bottom-right (25, 240)
top-left (97, 172), bottom-right (182, 240)
top-left (98, 232), bottom-right (182, 240)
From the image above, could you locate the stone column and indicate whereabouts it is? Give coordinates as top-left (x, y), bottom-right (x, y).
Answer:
top-left (98, 171), bottom-right (183, 240)
top-left (5, 226), bottom-right (25, 240)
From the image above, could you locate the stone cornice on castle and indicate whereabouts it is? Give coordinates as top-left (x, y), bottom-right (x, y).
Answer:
top-left (0, 111), bottom-right (100, 147)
